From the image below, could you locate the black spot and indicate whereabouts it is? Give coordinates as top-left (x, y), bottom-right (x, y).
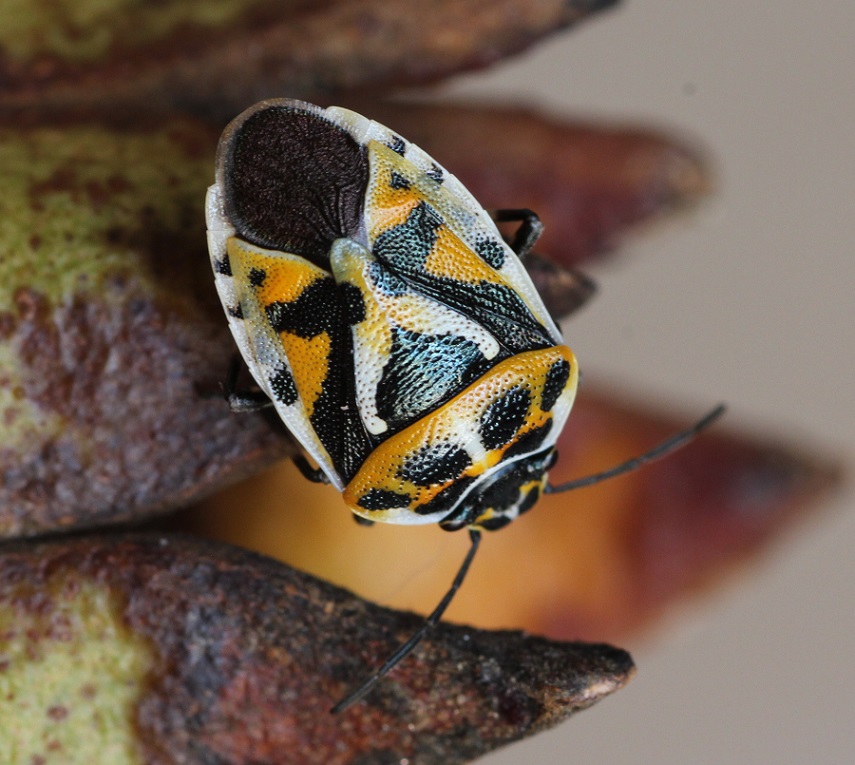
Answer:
top-left (415, 476), bottom-right (477, 516)
top-left (221, 103), bottom-right (369, 269)
top-left (340, 282), bottom-right (366, 325)
top-left (438, 449), bottom-right (553, 531)
top-left (501, 420), bottom-right (553, 462)
top-left (358, 489), bottom-right (412, 511)
top-left (479, 387), bottom-right (531, 451)
top-left (426, 163), bottom-right (444, 184)
top-left (269, 364), bottom-right (298, 405)
top-left (476, 464), bottom-right (526, 513)
top-left (389, 170), bottom-right (410, 190)
top-left (248, 267), bottom-right (267, 287)
top-left (399, 443), bottom-right (472, 487)
top-left (387, 135), bottom-right (406, 155)
top-left (214, 255), bottom-right (232, 276)
top-left (541, 359), bottom-right (571, 412)
top-left (332, 403), bottom-right (376, 484)
top-left (265, 277), bottom-right (337, 337)
top-left (474, 239), bottom-right (505, 269)
top-left (228, 304), bottom-right (244, 319)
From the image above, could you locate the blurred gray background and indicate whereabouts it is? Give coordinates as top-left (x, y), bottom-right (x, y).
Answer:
top-left (442, 2), bottom-right (854, 763)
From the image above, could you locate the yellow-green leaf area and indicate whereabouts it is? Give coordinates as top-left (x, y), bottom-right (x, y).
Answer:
top-left (0, 577), bottom-right (155, 765)
top-left (0, 0), bottom-right (268, 63)
top-left (0, 123), bottom-right (213, 311)
top-left (0, 340), bottom-right (66, 456)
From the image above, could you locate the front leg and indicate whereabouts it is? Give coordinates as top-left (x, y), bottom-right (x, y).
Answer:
top-left (490, 208), bottom-right (544, 260)
top-left (293, 454), bottom-right (330, 484)
top-left (222, 356), bottom-right (273, 413)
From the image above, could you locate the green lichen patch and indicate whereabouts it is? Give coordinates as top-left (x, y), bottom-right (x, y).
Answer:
top-left (0, 120), bottom-right (214, 455)
top-left (0, 122), bottom-right (214, 310)
top-left (0, 0), bottom-right (268, 64)
top-left (0, 577), bottom-right (154, 765)
top-left (0, 118), bottom-right (292, 538)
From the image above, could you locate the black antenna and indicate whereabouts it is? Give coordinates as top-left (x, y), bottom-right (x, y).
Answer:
top-left (545, 403), bottom-right (726, 494)
top-left (331, 528), bottom-right (482, 713)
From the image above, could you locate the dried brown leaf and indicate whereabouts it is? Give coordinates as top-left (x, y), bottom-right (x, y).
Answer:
top-left (0, 118), bottom-right (291, 538)
top-left (524, 252), bottom-right (598, 319)
top-left (0, 0), bottom-right (619, 118)
top-left (538, 392), bottom-right (843, 638)
top-left (0, 534), bottom-right (634, 764)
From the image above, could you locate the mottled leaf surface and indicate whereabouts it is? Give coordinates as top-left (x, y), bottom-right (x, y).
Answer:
top-left (0, 0), bottom-right (620, 117)
top-left (0, 535), bottom-right (634, 765)
top-left (0, 118), bottom-right (291, 538)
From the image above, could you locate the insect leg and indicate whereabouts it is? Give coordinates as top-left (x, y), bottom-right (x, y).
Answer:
top-left (490, 208), bottom-right (544, 260)
top-left (293, 454), bottom-right (330, 484)
top-left (222, 355), bottom-right (273, 413)
top-left (331, 528), bottom-right (482, 713)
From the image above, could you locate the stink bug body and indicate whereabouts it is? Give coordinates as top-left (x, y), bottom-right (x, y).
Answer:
top-left (206, 99), bottom-right (724, 710)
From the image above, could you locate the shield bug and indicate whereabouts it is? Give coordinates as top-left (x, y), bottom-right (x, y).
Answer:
top-left (205, 99), bottom-right (724, 711)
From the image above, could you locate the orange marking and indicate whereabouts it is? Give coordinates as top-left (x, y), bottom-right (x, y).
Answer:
top-left (365, 142), bottom-right (422, 239)
top-left (344, 346), bottom-right (577, 518)
top-left (423, 224), bottom-right (506, 286)
top-left (228, 238), bottom-right (333, 413)
top-left (279, 332), bottom-right (331, 413)
top-left (231, 243), bottom-right (328, 306)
